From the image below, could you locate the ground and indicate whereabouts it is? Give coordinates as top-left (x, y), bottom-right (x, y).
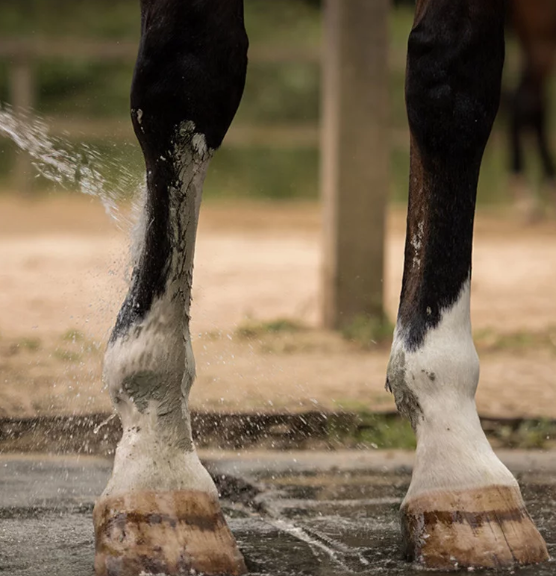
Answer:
top-left (1, 451), bottom-right (556, 576)
top-left (1, 195), bottom-right (556, 420)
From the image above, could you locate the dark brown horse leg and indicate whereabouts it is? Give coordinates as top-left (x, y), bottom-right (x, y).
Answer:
top-left (509, 68), bottom-right (544, 221)
top-left (387, 0), bottom-right (548, 569)
top-left (93, 1), bottom-right (248, 575)
top-left (511, 0), bottom-right (556, 213)
top-left (534, 81), bottom-right (556, 208)
top-left (535, 89), bottom-right (556, 181)
top-left (509, 73), bottom-right (526, 180)
top-left (508, 71), bottom-right (535, 217)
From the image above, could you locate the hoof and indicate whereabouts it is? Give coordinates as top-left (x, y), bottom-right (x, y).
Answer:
top-left (401, 484), bottom-right (548, 570)
top-left (94, 490), bottom-right (247, 576)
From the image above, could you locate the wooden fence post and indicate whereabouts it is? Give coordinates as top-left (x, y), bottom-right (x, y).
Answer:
top-left (9, 57), bottom-right (35, 194)
top-left (321, 0), bottom-right (389, 331)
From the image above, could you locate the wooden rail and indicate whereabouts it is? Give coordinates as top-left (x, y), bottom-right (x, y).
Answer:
top-left (45, 116), bottom-right (408, 148)
top-left (0, 36), bottom-right (404, 190)
top-left (0, 37), bottom-right (324, 191)
top-left (45, 116), bottom-right (321, 147)
top-left (0, 37), bottom-right (408, 67)
top-left (0, 38), bottom-right (322, 64)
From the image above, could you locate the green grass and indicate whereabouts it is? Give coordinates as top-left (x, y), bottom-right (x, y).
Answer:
top-left (37, 61), bottom-right (133, 118)
top-left (54, 328), bottom-right (101, 361)
top-left (0, 0), bottom-right (140, 40)
top-left (205, 147), bottom-right (320, 201)
top-left (327, 411), bottom-right (417, 450)
top-left (18, 337), bottom-right (41, 352)
top-left (489, 419), bottom-right (556, 450)
top-left (53, 348), bottom-right (82, 362)
top-left (474, 327), bottom-right (556, 353)
top-left (341, 315), bottom-right (394, 348)
top-left (327, 408), bottom-right (556, 451)
top-left (61, 329), bottom-right (85, 343)
top-left (235, 318), bottom-right (304, 340)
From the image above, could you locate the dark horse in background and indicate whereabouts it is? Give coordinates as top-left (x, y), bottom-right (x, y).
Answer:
top-left (508, 0), bottom-right (556, 218)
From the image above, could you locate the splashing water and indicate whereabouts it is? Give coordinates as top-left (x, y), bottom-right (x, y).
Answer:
top-left (256, 495), bottom-right (371, 571)
top-left (0, 104), bottom-right (142, 227)
top-left (93, 413), bottom-right (117, 435)
top-left (268, 518), bottom-right (357, 571)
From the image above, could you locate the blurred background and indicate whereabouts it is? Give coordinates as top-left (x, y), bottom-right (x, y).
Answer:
top-left (0, 0), bottom-right (545, 201)
top-left (1, 0), bottom-right (556, 452)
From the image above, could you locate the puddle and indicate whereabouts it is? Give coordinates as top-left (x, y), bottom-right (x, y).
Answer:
top-left (236, 471), bottom-right (556, 575)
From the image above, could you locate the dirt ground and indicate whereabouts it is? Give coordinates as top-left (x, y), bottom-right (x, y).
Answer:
top-left (1, 195), bottom-right (556, 419)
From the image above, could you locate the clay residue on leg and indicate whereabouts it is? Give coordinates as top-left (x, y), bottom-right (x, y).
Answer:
top-left (121, 370), bottom-right (171, 414)
top-left (386, 349), bottom-right (423, 431)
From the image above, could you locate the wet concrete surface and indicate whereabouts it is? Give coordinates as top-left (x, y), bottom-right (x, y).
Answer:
top-left (0, 451), bottom-right (555, 575)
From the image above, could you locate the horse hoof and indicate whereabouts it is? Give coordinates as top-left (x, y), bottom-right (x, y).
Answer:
top-left (93, 490), bottom-right (247, 576)
top-left (400, 484), bottom-right (548, 570)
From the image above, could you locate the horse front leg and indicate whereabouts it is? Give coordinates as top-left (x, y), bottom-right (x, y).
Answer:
top-left (93, 1), bottom-right (248, 575)
top-left (387, 0), bottom-right (548, 569)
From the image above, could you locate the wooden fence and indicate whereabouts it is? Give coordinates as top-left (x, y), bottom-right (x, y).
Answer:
top-left (0, 37), bottom-right (324, 191)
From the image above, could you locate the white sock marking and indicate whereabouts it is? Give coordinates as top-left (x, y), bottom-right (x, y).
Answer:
top-left (388, 279), bottom-right (518, 501)
top-left (102, 122), bottom-right (217, 497)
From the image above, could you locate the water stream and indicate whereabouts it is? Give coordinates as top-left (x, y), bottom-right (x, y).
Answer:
top-left (0, 104), bottom-right (141, 227)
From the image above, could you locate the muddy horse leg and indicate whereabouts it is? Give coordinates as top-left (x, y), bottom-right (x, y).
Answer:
top-left (93, 1), bottom-right (248, 575)
top-left (387, 0), bottom-right (548, 569)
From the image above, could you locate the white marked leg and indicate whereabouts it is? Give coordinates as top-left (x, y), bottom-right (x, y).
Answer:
top-left (95, 277), bottom-right (246, 576)
top-left (388, 282), bottom-right (548, 569)
top-left (94, 0), bottom-right (249, 569)
top-left (94, 134), bottom-right (246, 576)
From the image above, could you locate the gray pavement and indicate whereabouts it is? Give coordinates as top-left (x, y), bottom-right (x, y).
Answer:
top-left (0, 450), bottom-right (555, 575)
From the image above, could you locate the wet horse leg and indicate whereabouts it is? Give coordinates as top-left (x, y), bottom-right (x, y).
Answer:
top-left (387, 0), bottom-right (548, 569)
top-left (93, 1), bottom-right (248, 575)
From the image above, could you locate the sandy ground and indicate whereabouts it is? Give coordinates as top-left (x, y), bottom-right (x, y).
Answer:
top-left (1, 195), bottom-right (556, 419)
